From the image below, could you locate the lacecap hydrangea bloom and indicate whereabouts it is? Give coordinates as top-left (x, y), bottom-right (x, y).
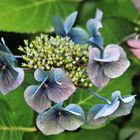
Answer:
top-left (19, 35), bottom-right (92, 87)
top-left (16, 9), bottom-right (135, 136)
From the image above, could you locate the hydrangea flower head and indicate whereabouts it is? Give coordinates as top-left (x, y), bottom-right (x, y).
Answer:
top-left (0, 38), bottom-right (24, 95)
top-left (36, 102), bottom-right (85, 135)
top-left (24, 68), bottom-right (76, 113)
top-left (87, 91), bottom-right (135, 125)
top-left (87, 44), bottom-right (130, 89)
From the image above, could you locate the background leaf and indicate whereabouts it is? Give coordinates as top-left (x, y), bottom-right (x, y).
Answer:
top-left (23, 124), bottom-right (119, 140)
top-left (0, 72), bottom-right (36, 140)
top-left (0, 0), bottom-right (81, 33)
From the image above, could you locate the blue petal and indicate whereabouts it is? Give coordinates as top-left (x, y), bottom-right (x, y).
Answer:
top-left (53, 16), bottom-right (66, 37)
top-left (34, 68), bottom-right (49, 82)
top-left (95, 9), bottom-right (103, 22)
top-left (24, 85), bottom-right (51, 113)
top-left (69, 27), bottom-right (89, 44)
top-left (94, 99), bottom-right (120, 119)
top-left (89, 34), bottom-right (104, 47)
top-left (58, 104), bottom-right (85, 130)
top-left (110, 98), bottom-right (135, 118)
top-left (87, 104), bottom-right (107, 125)
top-left (36, 107), bottom-right (64, 135)
top-left (65, 104), bottom-right (85, 118)
top-left (0, 67), bottom-right (24, 95)
top-left (48, 68), bottom-right (76, 103)
top-left (87, 19), bottom-right (102, 34)
top-left (64, 11), bottom-right (78, 34)
top-left (110, 91), bottom-right (136, 117)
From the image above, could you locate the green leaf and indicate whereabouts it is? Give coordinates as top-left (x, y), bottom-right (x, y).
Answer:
top-left (0, 71), bottom-right (36, 140)
top-left (101, 17), bottom-right (136, 45)
top-left (0, 0), bottom-right (81, 33)
top-left (66, 67), bottom-right (137, 114)
top-left (79, 0), bottom-right (138, 24)
top-left (119, 127), bottom-right (136, 140)
top-left (23, 124), bottom-right (119, 140)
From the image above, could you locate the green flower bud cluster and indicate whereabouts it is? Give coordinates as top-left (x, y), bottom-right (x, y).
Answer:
top-left (19, 34), bottom-right (92, 87)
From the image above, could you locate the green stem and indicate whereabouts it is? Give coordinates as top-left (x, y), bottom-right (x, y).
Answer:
top-left (0, 126), bottom-right (37, 132)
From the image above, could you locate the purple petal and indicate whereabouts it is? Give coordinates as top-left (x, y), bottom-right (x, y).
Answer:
top-left (24, 85), bottom-right (51, 113)
top-left (87, 63), bottom-right (110, 89)
top-left (34, 68), bottom-right (48, 82)
top-left (36, 108), bottom-right (64, 135)
top-left (88, 47), bottom-right (101, 62)
top-left (104, 46), bottom-right (130, 78)
top-left (103, 44), bottom-right (121, 61)
top-left (48, 68), bottom-right (76, 103)
top-left (0, 67), bottom-right (24, 95)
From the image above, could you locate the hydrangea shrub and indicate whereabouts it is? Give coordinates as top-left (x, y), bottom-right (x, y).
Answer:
top-left (0, 9), bottom-right (136, 136)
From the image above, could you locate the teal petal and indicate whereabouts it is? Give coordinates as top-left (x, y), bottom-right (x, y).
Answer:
top-left (34, 68), bottom-right (49, 82)
top-left (69, 27), bottom-right (89, 44)
top-left (64, 11), bottom-right (78, 34)
top-left (53, 16), bottom-right (66, 37)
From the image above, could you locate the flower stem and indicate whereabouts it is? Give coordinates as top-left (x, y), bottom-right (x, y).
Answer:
top-left (0, 126), bottom-right (37, 132)
top-left (86, 89), bottom-right (111, 104)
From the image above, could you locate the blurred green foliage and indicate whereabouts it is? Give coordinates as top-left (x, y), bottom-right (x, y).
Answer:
top-left (0, 0), bottom-right (140, 140)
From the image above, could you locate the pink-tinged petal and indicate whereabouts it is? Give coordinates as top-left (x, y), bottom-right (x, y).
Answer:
top-left (103, 44), bottom-right (121, 62)
top-left (127, 40), bottom-right (140, 49)
top-left (0, 67), bottom-right (24, 95)
top-left (24, 85), bottom-right (51, 113)
top-left (48, 68), bottom-right (76, 103)
top-left (89, 47), bottom-right (100, 63)
top-left (130, 48), bottom-right (140, 59)
top-left (87, 63), bottom-right (110, 89)
top-left (132, 0), bottom-right (140, 13)
top-left (104, 46), bottom-right (130, 78)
